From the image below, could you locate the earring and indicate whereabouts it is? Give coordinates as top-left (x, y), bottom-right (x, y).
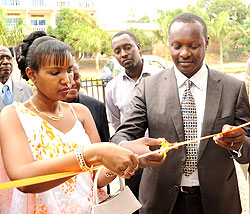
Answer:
top-left (32, 86), bottom-right (37, 95)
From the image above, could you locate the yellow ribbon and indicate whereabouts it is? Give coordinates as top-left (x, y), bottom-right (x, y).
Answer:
top-left (0, 166), bottom-right (100, 191)
top-left (0, 121), bottom-right (249, 191)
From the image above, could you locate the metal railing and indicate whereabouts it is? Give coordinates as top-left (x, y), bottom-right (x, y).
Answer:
top-left (80, 78), bottom-right (111, 104)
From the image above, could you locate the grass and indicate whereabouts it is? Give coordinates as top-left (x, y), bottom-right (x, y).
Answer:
top-left (209, 62), bottom-right (246, 73)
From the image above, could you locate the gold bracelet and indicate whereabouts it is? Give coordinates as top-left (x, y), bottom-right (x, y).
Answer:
top-left (75, 145), bottom-right (91, 172)
top-left (103, 167), bottom-right (116, 177)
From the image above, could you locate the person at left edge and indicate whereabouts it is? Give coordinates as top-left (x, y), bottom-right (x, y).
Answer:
top-left (64, 60), bottom-right (110, 142)
top-left (0, 45), bottom-right (32, 111)
top-left (0, 45), bottom-right (32, 214)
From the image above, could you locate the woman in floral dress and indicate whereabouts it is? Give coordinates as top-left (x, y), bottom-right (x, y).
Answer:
top-left (0, 31), bottom-right (138, 213)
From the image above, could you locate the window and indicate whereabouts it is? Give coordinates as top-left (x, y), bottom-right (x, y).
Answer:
top-left (2, 0), bottom-right (20, 6)
top-left (7, 17), bottom-right (21, 25)
top-left (30, 19), bottom-right (46, 26)
top-left (57, 0), bottom-right (70, 7)
top-left (32, 0), bottom-right (45, 6)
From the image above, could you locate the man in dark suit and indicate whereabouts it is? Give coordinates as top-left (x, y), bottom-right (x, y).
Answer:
top-left (64, 61), bottom-right (110, 142)
top-left (111, 13), bottom-right (250, 214)
top-left (0, 45), bottom-right (32, 111)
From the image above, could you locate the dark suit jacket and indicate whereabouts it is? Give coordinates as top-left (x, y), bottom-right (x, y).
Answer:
top-left (0, 80), bottom-right (32, 111)
top-left (111, 67), bottom-right (250, 214)
top-left (73, 93), bottom-right (110, 142)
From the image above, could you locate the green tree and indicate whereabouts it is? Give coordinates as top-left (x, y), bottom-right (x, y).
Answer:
top-left (7, 18), bottom-right (30, 47)
top-left (197, 0), bottom-right (248, 25)
top-left (0, 7), bottom-right (29, 49)
top-left (126, 27), bottom-right (153, 52)
top-left (153, 9), bottom-right (184, 63)
top-left (209, 11), bottom-right (231, 70)
top-left (126, 15), bottom-right (151, 23)
top-left (0, 8), bottom-right (8, 46)
top-left (47, 8), bottom-right (112, 71)
top-left (196, 0), bottom-right (249, 62)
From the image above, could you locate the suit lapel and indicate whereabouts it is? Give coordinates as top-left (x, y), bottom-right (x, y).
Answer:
top-left (165, 68), bottom-right (185, 142)
top-left (12, 81), bottom-right (24, 101)
top-left (198, 68), bottom-right (222, 162)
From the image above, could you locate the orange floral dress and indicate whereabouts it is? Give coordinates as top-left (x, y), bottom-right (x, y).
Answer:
top-left (8, 102), bottom-right (107, 214)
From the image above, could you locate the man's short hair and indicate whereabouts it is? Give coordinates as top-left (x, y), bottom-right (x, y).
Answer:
top-left (112, 31), bottom-right (139, 44)
top-left (168, 13), bottom-right (208, 39)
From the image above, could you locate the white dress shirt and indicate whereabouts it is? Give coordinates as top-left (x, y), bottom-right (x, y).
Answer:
top-left (105, 59), bottom-right (158, 130)
top-left (0, 78), bottom-right (13, 96)
top-left (174, 63), bottom-right (208, 187)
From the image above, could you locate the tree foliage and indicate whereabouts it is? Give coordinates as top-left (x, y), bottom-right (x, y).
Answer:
top-left (197, 0), bottom-right (248, 25)
top-left (153, 9), bottom-right (184, 62)
top-left (196, 0), bottom-right (249, 61)
top-left (209, 11), bottom-right (231, 68)
top-left (0, 7), bottom-right (28, 48)
top-left (47, 8), bottom-right (112, 63)
top-left (126, 27), bottom-right (153, 52)
top-left (126, 15), bottom-right (151, 23)
top-left (154, 0), bottom-right (250, 63)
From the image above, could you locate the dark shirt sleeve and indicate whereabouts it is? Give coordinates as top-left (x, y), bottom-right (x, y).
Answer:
top-left (98, 103), bottom-right (110, 142)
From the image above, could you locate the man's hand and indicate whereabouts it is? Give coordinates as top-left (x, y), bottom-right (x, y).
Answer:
top-left (213, 124), bottom-right (245, 151)
top-left (120, 137), bottom-right (165, 168)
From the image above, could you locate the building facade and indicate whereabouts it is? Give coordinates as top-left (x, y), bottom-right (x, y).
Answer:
top-left (1, 0), bottom-right (97, 32)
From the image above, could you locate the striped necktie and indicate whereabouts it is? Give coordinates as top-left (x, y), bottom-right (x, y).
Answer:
top-left (181, 80), bottom-right (198, 176)
top-left (1, 85), bottom-right (13, 106)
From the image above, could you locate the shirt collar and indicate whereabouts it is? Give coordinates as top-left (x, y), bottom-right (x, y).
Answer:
top-left (174, 63), bottom-right (208, 91)
top-left (122, 58), bottom-right (152, 81)
top-left (0, 78), bottom-right (13, 93)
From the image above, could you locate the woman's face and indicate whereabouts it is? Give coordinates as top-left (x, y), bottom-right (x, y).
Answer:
top-left (33, 53), bottom-right (74, 101)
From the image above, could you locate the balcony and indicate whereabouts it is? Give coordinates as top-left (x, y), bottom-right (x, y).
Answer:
top-left (1, 0), bottom-right (48, 8)
top-left (1, 0), bottom-right (96, 10)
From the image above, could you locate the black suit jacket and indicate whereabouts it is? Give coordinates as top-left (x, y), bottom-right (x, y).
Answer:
top-left (111, 67), bottom-right (250, 214)
top-left (74, 93), bottom-right (110, 142)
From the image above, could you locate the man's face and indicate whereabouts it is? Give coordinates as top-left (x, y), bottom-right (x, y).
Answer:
top-left (0, 46), bottom-right (13, 84)
top-left (111, 34), bottom-right (142, 71)
top-left (169, 21), bottom-right (209, 78)
top-left (64, 62), bottom-right (81, 102)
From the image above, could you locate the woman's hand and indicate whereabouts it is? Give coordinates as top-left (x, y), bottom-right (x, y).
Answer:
top-left (83, 143), bottom-right (139, 179)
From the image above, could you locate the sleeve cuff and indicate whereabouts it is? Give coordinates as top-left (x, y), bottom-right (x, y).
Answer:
top-left (228, 145), bottom-right (243, 159)
top-left (118, 140), bottom-right (127, 146)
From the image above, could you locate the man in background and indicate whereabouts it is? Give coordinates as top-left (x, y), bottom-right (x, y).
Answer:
top-left (0, 45), bottom-right (32, 110)
top-left (105, 31), bottom-right (160, 211)
top-left (0, 45), bottom-right (32, 213)
top-left (105, 31), bottom-right (158, 131)
top-left (64, 60), bottom-right (110, 142)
